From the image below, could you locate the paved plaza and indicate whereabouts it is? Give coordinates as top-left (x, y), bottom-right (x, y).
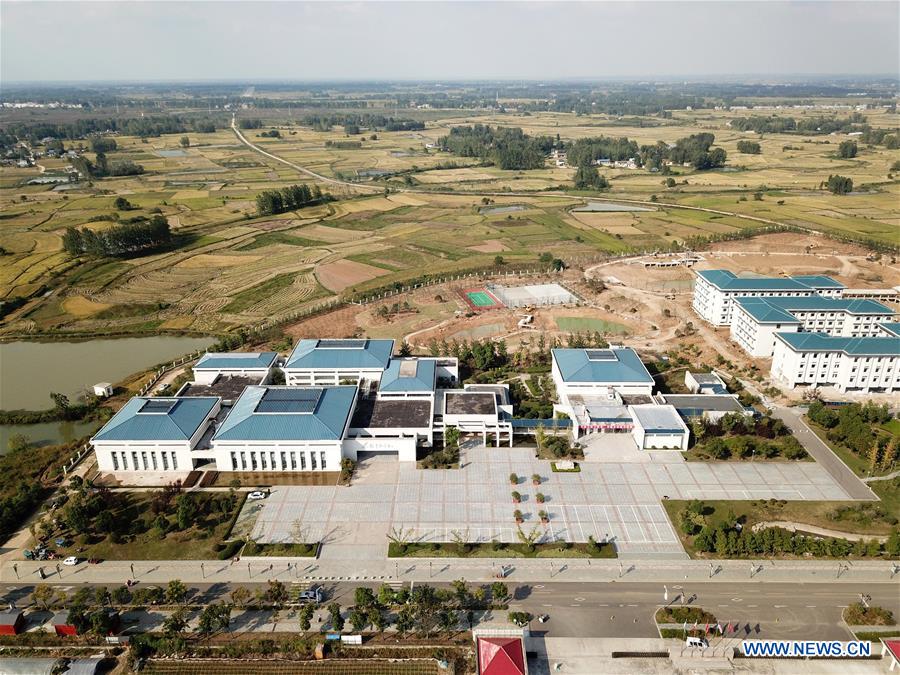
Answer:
top-left (248, 447), bottom-right (853, 559)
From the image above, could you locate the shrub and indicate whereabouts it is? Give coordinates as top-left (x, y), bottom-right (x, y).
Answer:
top-left (217, 539), bottom-right (244, 560)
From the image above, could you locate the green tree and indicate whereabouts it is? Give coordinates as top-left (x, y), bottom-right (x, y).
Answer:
top-left (573, 162), bottom-right (609, 189)
top-left (826, 174), bottom-right (853, 195)
top-left (838, 140), bottom-right (857, 158)
top-left (162, 607), bottom-right (189, 635)
top-left (166, 579), bottom-right (189, 605)
top-left (180, 136), bottom-right (190, 148)
top-left (327, 602), bottom-right (344, 631)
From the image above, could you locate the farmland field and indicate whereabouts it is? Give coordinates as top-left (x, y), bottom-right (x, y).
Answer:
top-left (1, 99), bottom-right (898, 339)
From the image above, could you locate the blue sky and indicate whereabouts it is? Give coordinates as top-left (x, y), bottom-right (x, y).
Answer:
top-left (2, 1), bottom-right (898, 82)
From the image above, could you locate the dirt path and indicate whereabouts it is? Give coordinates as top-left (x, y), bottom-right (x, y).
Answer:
top-left (751, 521), bottom-right (888, 543)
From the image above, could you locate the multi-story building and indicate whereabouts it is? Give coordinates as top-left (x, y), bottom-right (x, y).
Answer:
top-left (211, 386), bottom-right (357, 472)
top-left (770, 332), bottom-right (900, 393)
top-left (551, 347), bottom-right (655, 401)
top-left (692, 269), bottom-right (845, 326)
top-left (191, 351), bottom-right (278, 385)
top-left (91, 396), bottom-right (220, 473)
top-left (730, 296), bottom-right (895, 357)
top-left (283, 339), bottom-right (394, 386)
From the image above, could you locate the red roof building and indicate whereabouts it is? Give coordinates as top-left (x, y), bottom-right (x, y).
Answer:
top-left (477, 636), bottom-right (527, 675)
top-left (883, 639), bottom-right (900, 671)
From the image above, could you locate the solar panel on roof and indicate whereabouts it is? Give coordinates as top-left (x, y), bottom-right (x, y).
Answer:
top-left (139, 399), bottom-right (177, 414)
top-left (586, 349), bottom-right (617, 361)
top-left (317, 339), bottom-right (367, 349)
top-left (255, 388), bottom-right (323, 413)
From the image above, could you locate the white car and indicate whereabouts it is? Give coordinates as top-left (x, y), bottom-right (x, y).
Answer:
top-left (247, 491), bottom-right (267, 500)
top-left (62, 556), bottom-right (79, 566)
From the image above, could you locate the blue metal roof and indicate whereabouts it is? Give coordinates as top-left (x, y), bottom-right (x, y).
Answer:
top-left (380, 359), bottom-right (436, 393)
top-left (775, 332), bottom-right (900, 356)
top-left (735, 296), bottom-right (894, 323)
top-left (552, 347), bottom-right (654, 384)
top-left (194, 352), bottom-right (278, 370)
top-left (697, 269), bottom-right (844, 292)
top-left (880, 322), bottom-right (900, 337)
top-left (93, 396), bottom-right (218, 442)
top-left (213, 386), bottom-right (356, 441)
top-left (285, 339), bottom-right (394, 370)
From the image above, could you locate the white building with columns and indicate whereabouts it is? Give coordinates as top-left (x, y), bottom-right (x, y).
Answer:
top-left (283, 339), bottom-right (394, 386)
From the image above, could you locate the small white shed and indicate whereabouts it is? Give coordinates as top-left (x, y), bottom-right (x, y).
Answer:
top-left (93, 383), bottom-right (113, 398)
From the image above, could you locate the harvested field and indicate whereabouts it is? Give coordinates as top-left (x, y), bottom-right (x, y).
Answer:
top-left (316, 259), bottom-right (387, 292)
top-left (62, 295), bottom-right (112, 317)
top-left (468, 239), bottom-right (508, 253)
top-left (177, 253), bottom-right (260, 269)
top-left (298, 224), bottom-right (365, 243)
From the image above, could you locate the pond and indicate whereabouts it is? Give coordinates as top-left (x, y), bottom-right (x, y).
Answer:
top-left (156, 149), bottom-right (188, 157)
top-left (0, 335), bottom-right (215, 411)
top-left (0, 419), bottom-right (101, 453)
top-left (572, 202), bottom-right (654, 212)
top-left (480, 204), bottom-right (527, 215)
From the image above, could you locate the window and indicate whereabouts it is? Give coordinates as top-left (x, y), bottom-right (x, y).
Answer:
top-left (112, 453), bottom-right (119, 471)
top-left (231, 452), bottom-right (238, 470)
top-left (121, 452), bottom-right (128, 470)
top-left (261, 452), bottom-right (267, 470)
top-left (162, 452), bottom-right (169, 470)
top-left (281, 452), bottom-right (287, 471)
top-left (141, 451), bottom-right (148, 470)
top-left (240, 452), bottom-right (247, 470)
top-left (171, 453), bottom-right (178, 470)
top-left (290, 452), bottom-right (297, 470)
top-left (132, 452), bottom-right (139, 469)
top-left (321, 452), bottom-right (327, 470)
top-left (270, 452), bottom-right (277, 470)
top-left (300, 452), bottom-right (306, 470)
top-left (251, 453), bottom-right (258, 470)
top-left (151, 452), bottom-right (158, 471)
top-left (311, 452), bottom-right (317, 470)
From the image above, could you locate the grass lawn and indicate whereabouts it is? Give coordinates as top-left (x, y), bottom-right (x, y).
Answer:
top-left (555, 316), bottom-right (629, 335)
top-left (663, 497), bottom-right (898, 559)
top-left (389, 541), bottom-right (616, 559)
top-left (70, 492), bottom-right (246, 561)
top-left (805, 418), bottom-right (878, 478)
top-left (683, 435), bottom-right (811, 462)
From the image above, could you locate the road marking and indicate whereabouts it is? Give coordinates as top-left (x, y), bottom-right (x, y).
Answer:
top-left (627, 604), bottom-right (638, 607)
top-left (598, 604), bottom-right (609, 607)
top-left (747, 605), bottom-right (758, 608)
top-left (775, 605), bottom-right (787, 608)
top-left (571, 604), bottom-right (581, 607)
top-left (731, 598), bottom-right (743, 602)
top-left (534, 584), bottom-right (545, 589)
top-left (542, 604), bottom-right (553, 608)
top-left (806, 605), bottom-right (817, 608)
top-left (575, 597), bottom-right (586, 602)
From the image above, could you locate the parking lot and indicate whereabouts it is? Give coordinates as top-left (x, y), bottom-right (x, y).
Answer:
top-left (248, 448), bottom-right (852, 559)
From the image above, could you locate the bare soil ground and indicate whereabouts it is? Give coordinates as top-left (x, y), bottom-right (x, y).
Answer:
top-left (316, 259), bottom-right (388, 292)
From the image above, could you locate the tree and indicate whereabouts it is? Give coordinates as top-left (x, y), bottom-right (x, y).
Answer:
top-left (494, 255), bottom-right (505, 266)
top-left (573, 162), bottom-right (609, 189)
top-left (50, 392), bottom-right (70, 419)
top-left (175, 494), bottom-right (198, 530)
top-left (665, 177), bottom-right (676, 188)
top-left (299, 603), bottom-right (316, 631)
top-left (395, 606), bottom-right (414, 634)
top-left (197, 603), bottom-right (232, 634)
top-left (354, 586), bottom-right (375, 608)
top-left (736, 140), bottom-right (761, 154)
top-left (490, 581), bottom-right (509, 602)
top-left (369, 607), bottom-right (386, 632)
top-left (349, 607), bottom-right (368, 632)
top-left (162, 607), bottom-right (189, 635)
top-left (838, 140), bottom-right (857, 158)
top-left (180, 136), bottom-right (190, 148)
top-left (327, 602), bottom-right (344, 631)
top-left (166, 579), bottom-right (189, 605)
top-left (264, 580), bottom-right (288, 606)
top-left (32, 584), bottom-right (55, 610)
top-left (826, 174), bottom-right (853, 195)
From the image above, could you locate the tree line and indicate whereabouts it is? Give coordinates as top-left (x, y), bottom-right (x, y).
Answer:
top-left (565, 135), bottom-right (640, 165)
top-left (4, 116), bottom-right (217, 143)
top-left (730, 113), bottom-right (868, 135)
top-left (71, 151), bottom-right (144, 178)
top-left (807, 401), bottom-right (897, 473)
top-left (301, 114), bottom-right (425, 132)
top-left (255, 184), bottom-right (332, 216)
top-left (438, 124), bottom-right (554, 170)
top-left (62, 215), bottom-right (172, 258)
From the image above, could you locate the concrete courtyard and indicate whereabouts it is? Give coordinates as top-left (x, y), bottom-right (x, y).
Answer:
top-left (247, 444), bottom-right (853, 560)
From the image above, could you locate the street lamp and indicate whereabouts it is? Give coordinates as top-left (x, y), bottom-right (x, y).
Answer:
top-left (708, 562), bottom-right (713, 579)
top-left (201, 562), bottom-right (205, 579)
top-left (12, 563), bottom-right (18, 580)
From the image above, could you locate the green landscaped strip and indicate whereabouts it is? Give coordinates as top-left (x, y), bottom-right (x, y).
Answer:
top-left (242, 542), bottom-right (319, 557)
top-left (388, 541), bottom-right (615, 559)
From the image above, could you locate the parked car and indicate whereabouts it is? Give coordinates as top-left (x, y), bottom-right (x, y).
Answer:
top-left (247, 491), bottom-right (267, 500)
top-left (63, 556), bottom-right (79, 566)
top-left (298, 587), bottom-right (322, 603)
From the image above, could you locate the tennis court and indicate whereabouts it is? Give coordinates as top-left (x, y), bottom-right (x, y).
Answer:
top-left (461, 287), bottom-right (503, 311)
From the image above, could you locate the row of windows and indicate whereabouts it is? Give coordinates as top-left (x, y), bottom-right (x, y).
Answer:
top-left (111, 450), bottom-right (178, 472)
top-left (229, 450), bottom-right (327, 471)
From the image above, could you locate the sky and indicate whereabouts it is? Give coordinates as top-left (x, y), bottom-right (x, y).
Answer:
top-left (2, 1), bottom-right (898, 83)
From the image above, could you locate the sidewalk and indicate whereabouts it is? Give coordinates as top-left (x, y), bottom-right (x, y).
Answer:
top-left (4, 556), bottom-right (897, 586)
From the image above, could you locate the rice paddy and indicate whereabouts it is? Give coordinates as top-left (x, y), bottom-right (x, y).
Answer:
top-left (1, 106), bottom-right (897, 337)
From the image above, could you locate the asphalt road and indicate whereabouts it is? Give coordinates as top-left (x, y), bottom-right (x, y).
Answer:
top-left (4, 579), bottom-right (895, 642)
top-left (773, 407), bottom-right (877, 500)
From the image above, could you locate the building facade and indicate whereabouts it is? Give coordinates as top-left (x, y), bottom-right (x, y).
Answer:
top-left (692, 269), bottom-right (845, 326)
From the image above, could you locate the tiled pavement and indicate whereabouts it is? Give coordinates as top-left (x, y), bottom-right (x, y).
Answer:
top-left (249, 449), bottom-right (852, 559)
